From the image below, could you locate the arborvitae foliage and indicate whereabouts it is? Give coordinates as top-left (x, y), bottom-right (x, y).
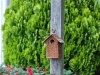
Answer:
top-left (2, 0), bottom-right (50, 69)
top-left (64, 0), bottom-right (100, 75)
top-left (2, 0), bottom-right (100, 75)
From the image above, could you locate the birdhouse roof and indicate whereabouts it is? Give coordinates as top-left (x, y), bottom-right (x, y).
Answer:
top-left (43, 33), bottom-right (64, 43)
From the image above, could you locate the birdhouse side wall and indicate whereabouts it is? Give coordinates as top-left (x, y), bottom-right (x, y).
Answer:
top-left (58, 43), bottom-right (62, 58)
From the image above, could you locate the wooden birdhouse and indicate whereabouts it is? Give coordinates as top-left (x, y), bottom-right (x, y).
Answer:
top-left (43, 33), bottom-right (64, 58)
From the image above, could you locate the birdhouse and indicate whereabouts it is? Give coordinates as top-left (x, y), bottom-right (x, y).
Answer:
top-left (43, 33), bottom-right (64, 58)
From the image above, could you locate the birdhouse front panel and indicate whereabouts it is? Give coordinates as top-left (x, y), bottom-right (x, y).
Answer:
top-left (46, 36), bottom-right (60, 58)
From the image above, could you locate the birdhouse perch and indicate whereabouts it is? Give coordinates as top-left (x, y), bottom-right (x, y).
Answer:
top-left (43, 33), bottom-right (64, 58)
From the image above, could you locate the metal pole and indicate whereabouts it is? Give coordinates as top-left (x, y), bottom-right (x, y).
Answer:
top-left (50, 0), bottom-right (64, 75)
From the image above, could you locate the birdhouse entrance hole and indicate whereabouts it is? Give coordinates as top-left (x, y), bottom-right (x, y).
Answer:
top-left (50, 39), bottom-right (54, 43)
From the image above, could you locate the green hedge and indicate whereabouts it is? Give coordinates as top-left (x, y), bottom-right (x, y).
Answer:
top-left (64, 0), bottom-right (100, 75)
top-left (2, 0), bottom-right (50, 68)
top-left (2, 0), bottom-right (100, 75)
